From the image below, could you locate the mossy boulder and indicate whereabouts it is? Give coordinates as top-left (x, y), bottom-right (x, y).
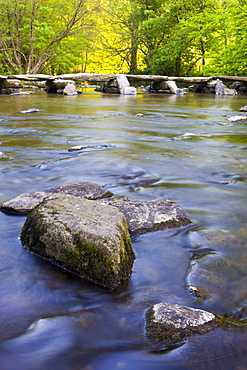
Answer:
top-left (20, 194), bottom-right (135, 290)
top-left (145, 302), bottom-right (219, 346)
top-left (0, 181), bottom-right (113, 215)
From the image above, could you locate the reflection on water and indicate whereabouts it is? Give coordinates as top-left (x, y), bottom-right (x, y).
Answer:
top-left (0, 90), bottom-right (247, 369)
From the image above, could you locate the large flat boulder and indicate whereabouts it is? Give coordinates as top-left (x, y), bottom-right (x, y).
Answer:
top-left (145, 302), bottom-right (219, 346)
top-left (0, 181), bottom-right (113, 215)
top-left (20, 194), bottom-right (135, 290)
top-left (100, 199), bottom-right (192, 236)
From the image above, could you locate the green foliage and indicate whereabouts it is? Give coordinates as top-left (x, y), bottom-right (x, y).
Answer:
top-left (0, 0), bottom-right (101, 74)
top-left (0, 0), bottom-right (246, 75)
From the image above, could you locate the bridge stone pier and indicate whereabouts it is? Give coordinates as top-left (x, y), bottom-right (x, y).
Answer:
top-left (0, 73), bottom-right (247, 95)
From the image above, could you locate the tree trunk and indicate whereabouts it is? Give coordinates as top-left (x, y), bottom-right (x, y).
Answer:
top-left (26, 1), bottom-right (37, 74)
top-left (129, 32), bottom-right (138, 74)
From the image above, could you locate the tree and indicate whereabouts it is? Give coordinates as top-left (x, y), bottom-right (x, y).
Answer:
top-left (136, 0), bottom-right (218, 76)
top-left (203, 0), bottom-right (247, 75)
top-left (99, 0), bottom-right (163, 74)
top-left (0, 0), bottom-right (246, 76)
top-left (0, 0), bottom-right (101, 74)
top-left (99, 0), bottom-right (141, 74)
top-left (138, 0), bottom-right (247, 76)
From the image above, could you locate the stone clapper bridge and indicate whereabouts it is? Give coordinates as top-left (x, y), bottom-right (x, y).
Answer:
top-left (1, 73), bottom-right (247, 95)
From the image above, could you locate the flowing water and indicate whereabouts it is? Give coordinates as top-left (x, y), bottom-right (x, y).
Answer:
top-left (0, 88), bottom-right (246, 369)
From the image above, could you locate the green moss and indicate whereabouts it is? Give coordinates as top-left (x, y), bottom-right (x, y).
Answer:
top-left (20, 196), bottom-right (135, 290)
top-left (65, 242), bottom-right (113, 277)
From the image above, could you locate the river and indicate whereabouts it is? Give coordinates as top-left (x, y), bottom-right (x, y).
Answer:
top-left (0, 88), bottom-right (246, 369)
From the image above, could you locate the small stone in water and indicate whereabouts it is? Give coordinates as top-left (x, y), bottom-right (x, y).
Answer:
top-left (239, 105), bottom-right (247, 112)
top-left (20, 108), bottom-right (40, 114)
top-left (68, 144), bottom-right (111, 152)
top-left (228, 116), bottom-right (247, 122)
top-left (145, 302), bottom-right (219, 346)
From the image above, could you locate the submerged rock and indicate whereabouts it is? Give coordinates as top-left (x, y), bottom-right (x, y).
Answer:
top-left (68, 144), bottom-right (113, 152)
top-left (145, 302), bottom-right (219, 346)
top-left (108, 199), bottom-right (192, 236)
top-left (186, 253), bottom-right (231, 302)
top-left (185, 230), bottom-right (247, 317)
top-left (0, 181), bottom-right (113, 215)
top-left (20, 194), bottom-right (135, 290)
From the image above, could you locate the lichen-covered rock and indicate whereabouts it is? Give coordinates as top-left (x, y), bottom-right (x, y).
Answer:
top-left (0, 181), bottom-right (113, 215)
top-left (145, 302), bottom-right (218, 345)
top-left (109, 199), bottom-right (191, 236)
top-left (20, 194), bottom-right (135, 290)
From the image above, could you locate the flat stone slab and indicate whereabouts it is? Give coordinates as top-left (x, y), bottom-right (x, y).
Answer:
top-left (0, 181), bottom-right (113, 215)
top-left (145, 302), bottom-right (219, 345)
top-left (20, 194), bottom-right (135, 290)
top-left (110, 199), bottom-right (192, 236)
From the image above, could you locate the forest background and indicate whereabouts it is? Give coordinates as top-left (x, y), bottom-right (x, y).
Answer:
top-left (0, 0), bottom-right (246, 77)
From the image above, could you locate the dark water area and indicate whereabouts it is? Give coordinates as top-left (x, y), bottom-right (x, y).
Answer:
top-left (0, 89), bottom-right (246, 369)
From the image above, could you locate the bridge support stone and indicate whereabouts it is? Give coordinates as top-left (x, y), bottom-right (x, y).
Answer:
top-left (116, 74), bottom-right (137, 95)
top-left (45, 79), bottom-right (77, 94)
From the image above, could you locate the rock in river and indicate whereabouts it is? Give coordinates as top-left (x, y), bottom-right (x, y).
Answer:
top-left (239, 105), bottom-right (247, 112)
top-left (228, 115), bottom-right (247, 122)
top-left (99, 199), bottom-right (192, 236)
top-left (0, 181), bottom-right (113, 215)
top-left (145, 302), bottom-right (219, 346)
top-left (20, 194), bottom-right (135, 290)
top-left (20, 108), bottom-right (40, 114)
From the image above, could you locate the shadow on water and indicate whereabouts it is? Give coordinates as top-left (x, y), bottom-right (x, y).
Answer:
top-left (0, 90), bottom-right (247, 369)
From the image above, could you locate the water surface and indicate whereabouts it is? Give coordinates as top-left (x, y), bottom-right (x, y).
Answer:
top-left (0, 89), bottom-right (247, 369)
